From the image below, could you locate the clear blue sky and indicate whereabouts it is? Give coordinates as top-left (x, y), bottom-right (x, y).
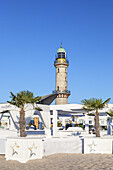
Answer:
top-left (0, 0), bottom-right (113, 104)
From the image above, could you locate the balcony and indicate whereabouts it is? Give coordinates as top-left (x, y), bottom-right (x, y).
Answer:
top-left (52, 90), bottom-right (71, 94)
top-left (54, 59), bottom-right (69, 65)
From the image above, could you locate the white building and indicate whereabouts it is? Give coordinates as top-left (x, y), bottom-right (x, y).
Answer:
top-left (0, 102), bottom-right (113, 138)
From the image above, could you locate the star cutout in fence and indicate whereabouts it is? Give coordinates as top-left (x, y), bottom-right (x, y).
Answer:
top-left (88, 140), bottom-right (97, 153)
top-left (28, 143), bottom-right (38, 158)
top-left (10, 142), bottom-right (20, 156)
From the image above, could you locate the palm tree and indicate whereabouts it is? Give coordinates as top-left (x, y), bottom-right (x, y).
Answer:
top-left (81, 98), bottom-right (110, 137)
top-left (8, 90), bottom-right (41, 137)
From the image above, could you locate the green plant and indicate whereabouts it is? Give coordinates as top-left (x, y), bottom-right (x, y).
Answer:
top-left (57, 122), bottom-right (62, 127)
top-left (28, 122), bottom-right (32, 127)
top-left (8, 90), bottom-right (41, 137)
top-left (79, 124), bottom-right (85, 129)
top-left (89, 125), bottom-right (93, 129)
top-left (75, 124), bottom-right (79, 127)
top-left (81, 98), bottom-right (110, 137)
top-left (107, 117), bottom-right (111, 121)
top-left (101, 126), bottom-right (107, 130)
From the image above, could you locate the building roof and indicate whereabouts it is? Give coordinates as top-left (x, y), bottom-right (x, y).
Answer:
top-left (57, 43), bottom-right (66, 53)
top-left (37, 93), bottom-right (57, 105)
top-left (57, 48), bottom-right (66, 53)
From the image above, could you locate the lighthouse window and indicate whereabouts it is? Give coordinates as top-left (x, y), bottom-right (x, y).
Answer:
top-left (57, 52), bottom-right (65, 59)
top-left (57, 86), bottom-right (59, 91)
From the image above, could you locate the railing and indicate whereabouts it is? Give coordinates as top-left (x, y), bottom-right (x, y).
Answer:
top-left (54, 59), bottom-right (69, 64)
top-left (52, 90), bottom-right (71, 94)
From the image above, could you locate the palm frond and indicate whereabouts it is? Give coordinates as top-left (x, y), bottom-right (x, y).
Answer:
top-left (34, 107), bottom-right (43, 111)
top-left (8, 90), bottom-right (41, 108)
top-left (0, 110), bottom-right (10, 114)
top-left (87, 113), bottom-right (95, 116)
top-left (81, 97), bottom-right (110, 111)
top-left (98, 98), bottom-right (111, 109)
top-left (102, 98), bottom-right (111, 105)
top-left (107, 109), bottom-right (113, 117)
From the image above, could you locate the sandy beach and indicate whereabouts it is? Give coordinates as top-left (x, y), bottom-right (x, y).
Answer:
top-left (0, 154), bottom-right (113, 170)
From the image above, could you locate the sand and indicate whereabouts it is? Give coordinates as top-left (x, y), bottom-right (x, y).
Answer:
top-left (0, 154), bottom-right (113, 170)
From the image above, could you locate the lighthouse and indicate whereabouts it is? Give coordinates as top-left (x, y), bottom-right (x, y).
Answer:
top-left (53, 44), bottom-right (70, 105)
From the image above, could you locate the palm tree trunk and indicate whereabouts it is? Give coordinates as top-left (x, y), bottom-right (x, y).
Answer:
top-left (19, 108), bottom-right (26, 137)
top-left (94, 115), bottom-right (96, 128)
top-left (95, 109), bottom-right (100, 137)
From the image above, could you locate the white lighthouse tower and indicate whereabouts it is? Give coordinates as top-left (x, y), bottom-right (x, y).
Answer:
top-left (53, 44), bottom-right (70, 105)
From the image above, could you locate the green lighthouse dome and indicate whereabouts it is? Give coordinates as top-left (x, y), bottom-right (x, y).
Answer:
top-left (57, 43), bottom-right (66, 53)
